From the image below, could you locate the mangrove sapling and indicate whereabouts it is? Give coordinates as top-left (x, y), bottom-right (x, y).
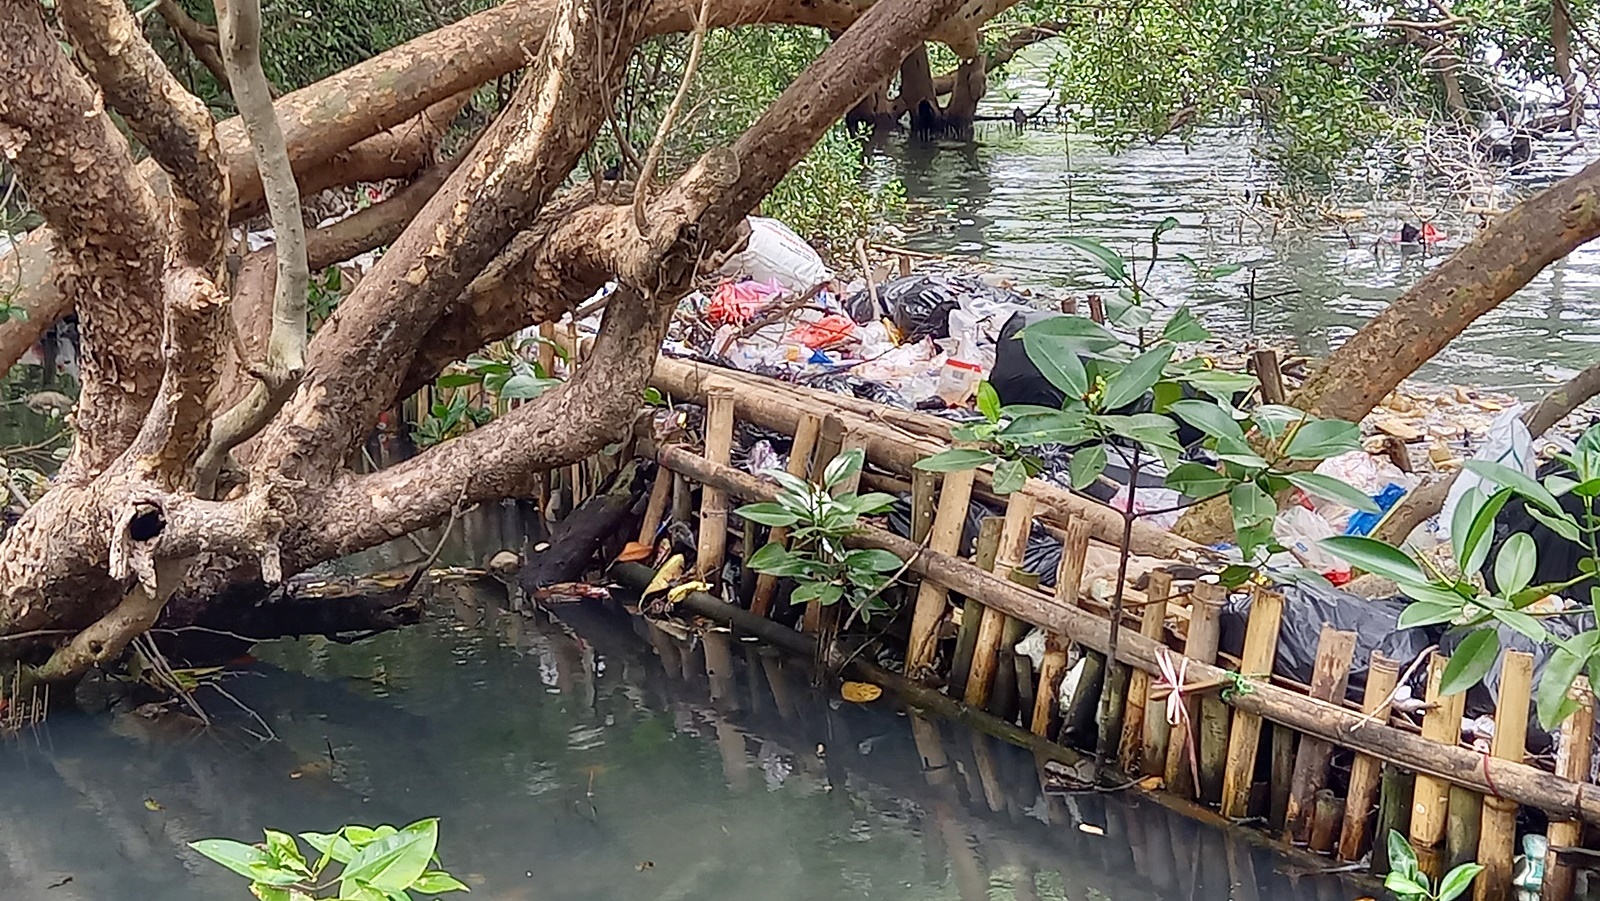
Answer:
top-left (738, 448), bottom-right (904, 624)
top-left (190, 817), bottom-right (467, 900)
top-left (1325, 421), bottom-right (1600, 730)
top-left (1383, 829), bottom-right (1483, 901)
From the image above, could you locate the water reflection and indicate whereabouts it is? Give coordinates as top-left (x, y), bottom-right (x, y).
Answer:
top-left (0, 582), bottom-right (1364, 901)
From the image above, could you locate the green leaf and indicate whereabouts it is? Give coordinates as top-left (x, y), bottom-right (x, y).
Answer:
top-left (844, 548), bottom-right (903, 573)
top-left (1167, 399), bottom-right (1246, 443)
top-left (1320, 536), bottom-right (1425, 583)
top-left (1462, 460), bottom-right (1564, 517)
top-left (1160, 307), bottom-right (1211, 344)
top-left (846, 492), bottom-right (898, 515)
top-left (1537, 645), bottom-right (1589, 729)
top-left (301, 831), bottom-right (357, 866)
top-left (1396, 581), bottom-right (1472, 607)
top-left (1494, 533), bottom-right (1537, 596)
top-left (412, 871), bottom-right (471, 894)
top-left (1101, 346), bottom-right (1174, 411)
top-left (1572, 478), bottom-right (1600, 498)
top-left (342, 819), bottom-right (438, 892)
top-left (1165, 462), bottom-right (1235, 499)
top-left (1386, 830), bottom-right (1419, 882)
top-left (1526, 503), bottom-right (1582, 542)
top-left (915, 448), bottom-right (996, 473)
top-left (1229, 482), bottom-right (1274, 532)
top-left (1016, 316), bottom-right (1124, 353)
top-left (823, 448), bottom-right (865, 490)
top-left (747, 543), bottom-right (810, 577)
top-left (998, 411), bottom-right (1092, 446)
top-left (1100, 413), bottom-right (1183, 453)
top-left (765, 469), bottom-right (813, 498)
top-left (1460, 488), bottom-right (1515, 577)
top-left (1069, 444), bottom-right (1108, 491)
top-left (1384, 872), bottom-right (1427, 901)
top-left (500, 373), bottom-right (561, 400)
top-left (434, 373), bottom-right (482, 389)
top-left (1441, 629), bottom-right (1499, 695)
top-left (1061, 236), bottom-right (1129, 282)
top-left (1214, 437), bottom-right (1270, 470)
top-left (992, 458), bottom-right (1028, 494)
top-left (736, 503), bottom-right (799, 528)
top-left (1153, 216), bottom-right (1180, 239)
top-left (643, 386), bottom-right (666, 407)
top-left (1284, 472), bottom-right (1382, 514)
top-left (1438, 863), bottom-right (1484, 901)
top-left (976, 381), bottom-right (1001, 423)
top-left (1023, 333), bottom-right (1090, 399)
top-left (1178, 369), bottom-right (1258, 400)
top-left (1253, 405), bottom-right (1308, 439)
top-left (1397, 602), bottom-right (1460, 629)
top-left (1283, 419), bottom-right (1362, 460)
top-left (190, 839), bottom-right (273, 882)
top-left (1491, 608), bottom-right (1547, 643)
top-left (790, 581), bottom-right (844, 606)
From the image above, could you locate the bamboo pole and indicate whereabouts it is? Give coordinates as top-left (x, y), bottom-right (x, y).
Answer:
top-left (637, 466), bottom-right (673, 545)
top-left (1220, 586), bottom-right (1286, 820)
top-left (1475, 650), bottom-right (1534, 901)
top-left (1310, 789), bottom-right (1343, 855)
top-left (1032, 515), bottom-right (1091, 739)
top-left (750, 413), bottom-right (821, 618)
top-left (950, 518), bottom-right (1002, 697)
top-left (1445, 786), bottom-right (1482, 871)
top-left (1373, 767), bottom-right (1416, 875)
top-left (905, 466), bottom-right (978, 676)
top-left (910, 468), bottom-right (939, 544)
top-left (1284, 627), bottom-right (1358, 844)
top-left (1269, 725), bottom-right (1296, 829)
top-left (1252, 349), bottom-right (1286, 405)
top-left (1166, 580), bottom-right (1225, 798)
top-left (696, 387), bottom-right (736, 594)
top-left (1543, 676), bottom-right (1595, 901)
top-left (1339, 651), bottom-right (1402, 862)
top-left (1411, 653), bottom-right (1467, 882)
top-left (966, 495), bottom-right (1037, 711)
top-left (1120, 571), bottom-right (1173, 773)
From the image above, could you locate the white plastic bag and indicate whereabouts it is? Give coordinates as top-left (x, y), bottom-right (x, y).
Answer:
top-left (1273, 505), bottom-right (1350, 581)
top-left (718, 217), bottom-right (833, 293)
top-left (1439, 405), bottom-right (1532, 541)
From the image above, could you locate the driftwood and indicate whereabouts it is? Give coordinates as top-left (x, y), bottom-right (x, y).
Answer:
top-left (520, 460), bottom-right (644, 590)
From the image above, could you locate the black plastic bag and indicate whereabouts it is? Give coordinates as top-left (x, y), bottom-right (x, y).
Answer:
top-left (844, 274), bottom-right (1025, 343)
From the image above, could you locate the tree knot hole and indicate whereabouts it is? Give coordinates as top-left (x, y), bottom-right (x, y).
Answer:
top-left (128, 504), bottom-right (166, 542)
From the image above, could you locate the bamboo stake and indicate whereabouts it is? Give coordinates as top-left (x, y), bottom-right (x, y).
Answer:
top-left (1543, 676), bottom-right (1595, 901)
top-left (966, 495), bottom-right (1037, 711)
top-left (637, 468), bottom-right (673, 545)
top-left (749, 413), bottom-right (821, 618)
top-left (910, 468), bottom-right (939, 544)
top-left (1309, 789), bottom-right (1343, 855)
top-left (1032, 515), bottom-right (1090, 738)
top-left (950, 518), bottom-right (1002, 697)
top-left (1475, 650), bottom-right (1534, 901)
top-left (1284, 627), bottom-right (1358, 844)
top-left (1269, 725), bottom-right (1296, 829)
top-left (1373, 767), bottom-right (1416, 875)
top-left (695, 387), bottom-right (737, 594)
top-left (1120, 571), bottom-right (1173, 773)
top-left (1252, 348), bottom-right (1286, 404)
top-left (1411, 653), bottom-right (1467, 882)
top-left (905, 467), bottom-right (978, 676)
top-left (1220, 585), bottom-right (1286, 819)
top-left (1166, 580), bottom-right (1225, 797)
top-left (1445, 785), bottom-right (1482, 871)
top-left (1340, 651), bottom-right (1402, 862)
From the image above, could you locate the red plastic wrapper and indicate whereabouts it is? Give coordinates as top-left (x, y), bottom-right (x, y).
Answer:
top-left (788, 314), bottom-right (856, 349)
top-left (707, 280), bottom-right (779, 325)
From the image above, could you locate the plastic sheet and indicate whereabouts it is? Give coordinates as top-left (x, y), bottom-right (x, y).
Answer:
top-left (718, 217), bottom-right (833, 292)
top-left (844, 274), bottom-right (1028, 343)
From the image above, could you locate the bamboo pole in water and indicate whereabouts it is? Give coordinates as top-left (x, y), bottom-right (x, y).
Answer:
top-left (1032, 515), bottom-right (1090, 739)
top-left (967, 495), bottom-right (1036, 711)
top-left (1167, 580), bottom-right (1225, 798)
top-left (906, 466), bottom-right (978, 676)
top-left (750, 413), bottom-right (821, 618)
top-left (695, 386), bottom-right (736, 594)
top-left (1269, 725), bottom-right (1296, 829)
top-left (1284, 626), bottom-right (1358, 844)
top-left (1373, 766), bottom-right (1416, 875)
top-left (1310, 789), bottom-right (1343, 855)
top-left (1120, 571), bottom-right (1172, 773)
top-left (1339, 651), bottom-right (1402, 862)
top-left (1445, 785), bottom-right (1482, 871)
top-left (1475, 649), bottom-right (1534, 901)
top-left (951, 518), bottom-right (1003, 698)
top-left (1411, 653), bottom-right (1467, 882)
top-left (1221, 586), bottom-right (1286, 819)
top-left (1543, 676), bottom-right (1595, 901)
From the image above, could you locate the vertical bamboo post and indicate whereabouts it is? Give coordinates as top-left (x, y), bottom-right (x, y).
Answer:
top-left (1119, 571), bottom-right (1173, 773)
top-left (950, 518), bottom-right (1002, 697)
top-left (1309, 789), bottom-right (1343, 855)
top-left (1252, 348), bottom-right (1286, 404)
top-left (637, 468), bottom-right (673, 545)
top-left (1284, 626), bottom-right (1358, 843)
top-left (966, 495), bottom-right (1036, 711)
top-left (537, 322), bottom-right (556, 375)
top-left (1372, 766), bottom-right (1416, 875)
top-left (1166, 580), bottom-right (1225, 797)
top-left (1220, 585), bottom-right (1285, 819)
top-left (1269, 725), bottom-right (1296, 829)
top-left (1339, 651), bottom-right (1403, 862)
top-left (750, 413), bottom-right (822, 618)
top-left (905, 467), bottom-right (978, 676)
top-left (1445, 786), bottom-right (1482, 871)
top-left (1032, 515), bottom-right (1091, 738)
top-left (696, 387), bottom-right (736, 594)
top-left (1411, 652), bottom-right (1467, 882)
top-left (1543, 676), bottom-right (1595, 901)
top-left (910, 469), bottom-right (939, 544)
top-left (1475, 650), bottom-right (1534, 901)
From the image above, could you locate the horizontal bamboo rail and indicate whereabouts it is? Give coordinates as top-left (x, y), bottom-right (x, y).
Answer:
top-left (654, 443), bottom-right (1600, 828)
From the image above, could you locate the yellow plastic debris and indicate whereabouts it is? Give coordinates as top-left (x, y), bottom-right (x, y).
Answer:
top-left (840, 682), bottom-right (883, 703)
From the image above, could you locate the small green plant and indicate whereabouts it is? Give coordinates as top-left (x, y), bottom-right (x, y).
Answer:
top-left (412, 390), bottom-right (494, 447)
top-left (190, 818), bottom-right (467, 901)
top-left (1383, 830), bottom-right (1481, 901)
top-left (737, 448), bottom-right (903, 622)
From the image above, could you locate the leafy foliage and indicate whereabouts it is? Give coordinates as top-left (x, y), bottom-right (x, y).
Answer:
top-left (191, 819), bottom-right (468, 900)
top-left (1383, 830), bottom-right (1482, 901)
top-left (738, 448), bottom-right (902, 622)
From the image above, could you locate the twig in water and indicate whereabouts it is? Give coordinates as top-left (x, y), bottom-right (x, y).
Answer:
top-left (402, 482), bottom-right (473, 595)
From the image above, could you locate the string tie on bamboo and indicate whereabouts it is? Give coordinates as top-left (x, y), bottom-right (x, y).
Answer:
top-left (1155, 646), bottom-right (1201, 787)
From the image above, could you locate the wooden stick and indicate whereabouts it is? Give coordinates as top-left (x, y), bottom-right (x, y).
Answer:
top-left (1031, 515), bottom-right (1090, 738)
top-left (1166, 580), bottom-right (1225, 797)
top-left (637, 468), bottom-right (673, 545)
top-left (966, 495), bottom-right (1036, 711)
top-left (1220, 585), bottom-right (1286, 819)
top-left (1269, 725), bottom-right (1297, 829)
top-left (1339, 651), bottom-right (1402, 862)
top-left (950, 518), bottom-right (1002, 698)
top-left (1543, 676), bottom-right (1595, 901)
top-left (905, 467), bottom-right (977, 676)
top-left (910, 468), bottom-right (939, 544)
top-left (1252, 348), bottom-right (1286, 404)
top-left (695, 386), bottom-right (736, 594)
top-left (1284, 626), bottom-right (1358, 843)
top-left (1411, 652), bottom-right (1466, 882)
top-left (1120, 571), bottom-right (1173, 773)
top-left (750, 413), bottom-right (823, 618)
top-left (537, 322), bottom-right (556, 375)
top-left (1445, 786), bottom-right (1482, 871)
top-left (1475, 650), bottom-right (1534, 901)
top-left (1310, 789), bottom-right (1343, 855)
top-left (1373, 766), bottom-right (1416, 875)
